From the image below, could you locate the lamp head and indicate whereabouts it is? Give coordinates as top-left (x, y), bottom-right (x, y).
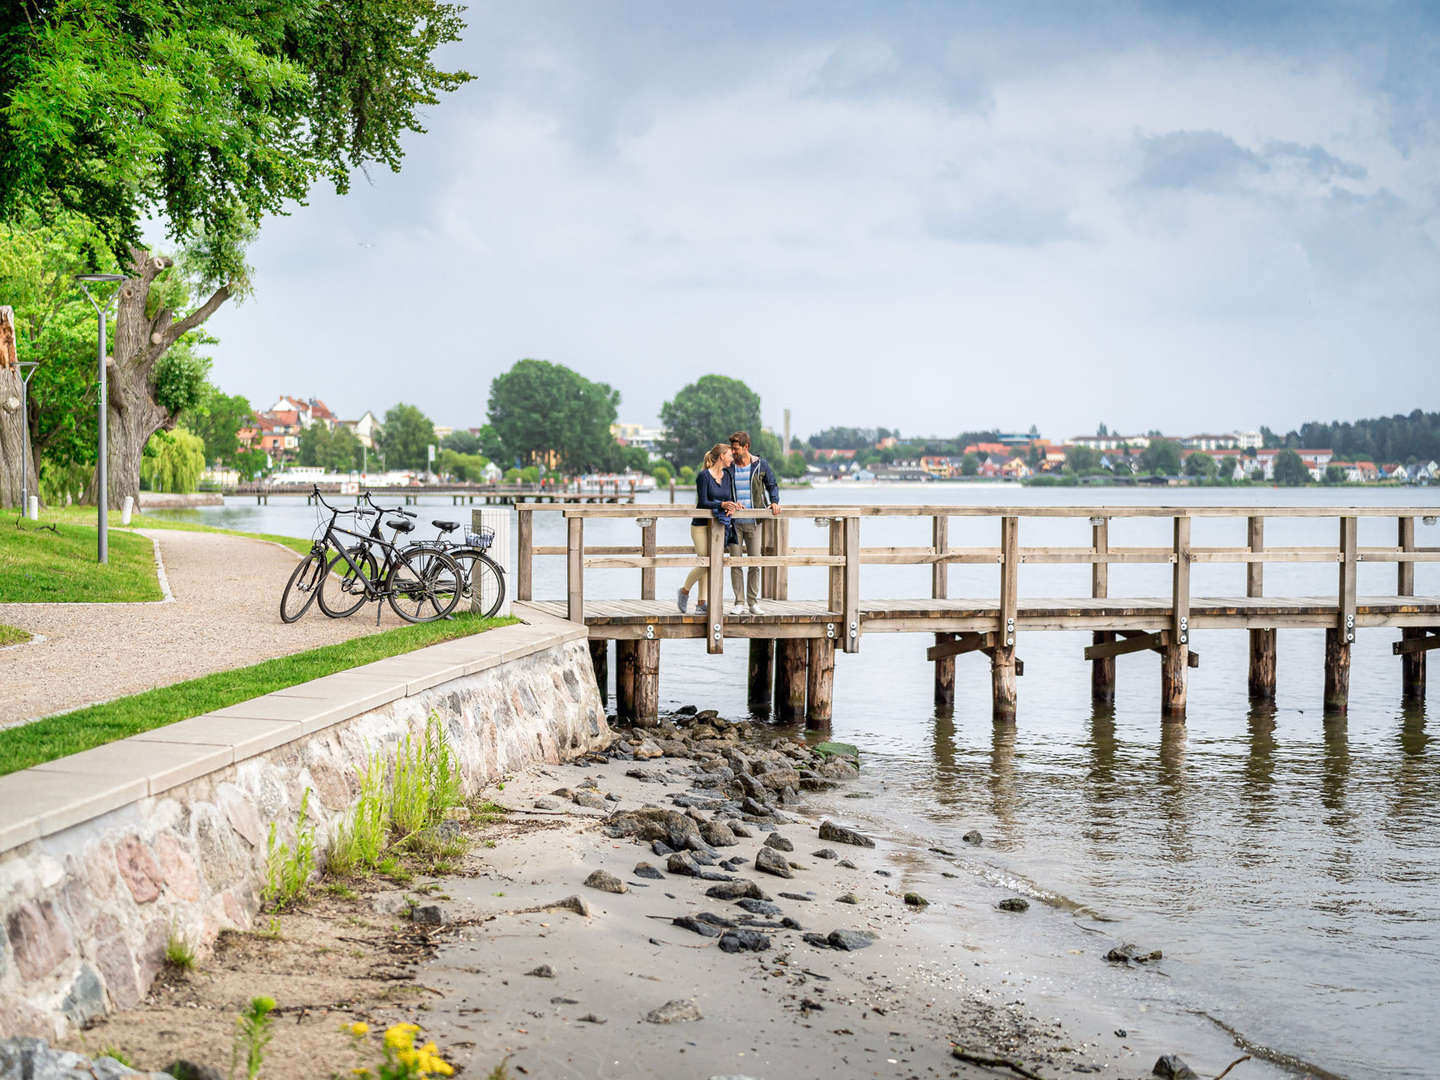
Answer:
top-left (74, 274), bottom-right (126, 283)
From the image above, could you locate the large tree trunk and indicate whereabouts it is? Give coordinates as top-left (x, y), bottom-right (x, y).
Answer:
top-left (84, 250), bottom-right (231, 508)
top-left (0, 307), bottom-right (37, 510)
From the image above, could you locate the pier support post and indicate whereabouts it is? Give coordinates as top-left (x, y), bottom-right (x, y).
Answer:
top-left (635, 639), bottom-right (660, 726)
top-left (615, 640), bottom-right (638, 721)
top-left (1324, 627), bottom-right (1351, 714)
top-left (806, 637), bottom-right (836, 729)
top-left (1161, 644), bottom-right (1188, 716)
top-left (992, 515), bottom-right (1019, 722)
top-left (1162, 515), bottom-right (1192, 719)
top-left (932, 516), bottom-right (954, 709)
top-left (1249, 630), bottom-right (1277, 699)
top-left (748, 639), bottom-right (774, 713)
top-left (991, 647), bottom-right (1017, 723)
top-left (775, 638), bottom-right (807, 722)
top-left (934, 635), bottom-right (955, 710)
top-left (1090, 633), bottom-right (1116, 705)
top-left (588, 640), bottom-right (608, 709)
top-left (1090, 518), bottom-right (1115, 704)
top-left (1399, 518), bottom-right (1425, 701)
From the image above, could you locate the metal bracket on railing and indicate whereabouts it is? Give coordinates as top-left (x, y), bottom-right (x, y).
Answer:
top-left (1425, 516), bottom-right (1437, 527)
top-left (645, 624), bottom-right (655, 640)
top-left (826, 622), bottom-right (836, 639)
top-left (635, 517), bottom-right (655, 529)
top-left (849, 620), bottom-right (858, 640)
top-left (1346, 614), bottom-right (1355, 642)
top-left (813, 517), bottom-right (832, 528)
top-left (712, 623), bottom-right (722, 641)
top-left (1179, 615), bottom-right (1188, 645)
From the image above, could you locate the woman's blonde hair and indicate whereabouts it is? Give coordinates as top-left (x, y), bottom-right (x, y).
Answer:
top-left (702, 443), bottom-right (730, 469)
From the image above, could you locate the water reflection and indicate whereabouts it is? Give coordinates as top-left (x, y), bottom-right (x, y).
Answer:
top-left (989, 720), bottom-right (1018, 831)
top-left (1389, 703), bottom-right (1431, 829)
top-left (1083, 704), bottom-right (1121, 857)
top-left (930, 708), bottom-right (958, 807)
top-left (1244, 702), bottom-right (1278, 812)
top-left (1158, 719), bottom-right (1192, 862)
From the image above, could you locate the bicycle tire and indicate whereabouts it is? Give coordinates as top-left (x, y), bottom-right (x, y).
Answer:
top-left (387, 548), bottom-right (462, 623)
top-left (280, 551), bottom-right (326, 623)
top-left (450, 548), bottom-right (506, 617)
top-left (318, 545), bottom-right (379, 618)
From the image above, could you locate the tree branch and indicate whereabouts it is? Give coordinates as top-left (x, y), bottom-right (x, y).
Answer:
top-left (142, 283), bottom-right (231, 367)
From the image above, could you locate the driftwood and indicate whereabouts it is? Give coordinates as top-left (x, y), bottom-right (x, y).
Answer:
top-left (950, 1046), bottom-right (1048, 1080)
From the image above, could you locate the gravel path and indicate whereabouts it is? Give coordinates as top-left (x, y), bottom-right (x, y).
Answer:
top-left (0, 529), bottom-right (410, 727)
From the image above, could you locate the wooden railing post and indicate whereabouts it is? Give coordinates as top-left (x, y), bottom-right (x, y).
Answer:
top-left (1248, 516), bottom-right (1276, 699)
top-left (517, 508), bottom-right (533, 601)
top-left (706, 519), bottom-right (725, 654)
top-left (827, 518), bottom-right (843, 612)
top-left (932, 515), bottom-right (954, 708)
top-left (1326, 516), bottom-right (1357, 713)
top-left (566, 515), bottom-right (583, 623)
top-left (992, 516), bottom-right (1019, 722)
top-left (842, 516), bottom-right (860, 654)
top-left (1162, 515), bottom-right (1191, 718)
top-left (1399, 516), bottom-right (1425, 700)
top-left (761, 518), bottom-right (777, 599)
top-left (774, 517), bottom-right (790, 600)
top-left (1091, 517), bottom-right (1115, 705)
top-left (640, 518), bottom-right (656, 600)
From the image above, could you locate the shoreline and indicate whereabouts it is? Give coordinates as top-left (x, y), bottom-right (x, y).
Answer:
top-left (59, 710), bottom-right (1316, 1079)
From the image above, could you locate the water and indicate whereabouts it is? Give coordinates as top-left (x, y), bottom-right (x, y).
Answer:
top-left (153, 484), bottom-right (1440, 1077)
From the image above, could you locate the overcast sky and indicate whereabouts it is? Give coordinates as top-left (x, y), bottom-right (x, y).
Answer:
top-left (202, 1), bottom-right (1440, 441)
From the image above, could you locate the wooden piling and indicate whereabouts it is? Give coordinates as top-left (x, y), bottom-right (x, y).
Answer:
top-left (1090, 518), bottom-right (1115, 705)
top-left (588, 640), bottom-right (608, 708)
top-left (993, 516), bottom-right (1019, 722)
top-left (1163, 515), bottom-right (1191, 718)
top-left (806, 637), bottom-right (836, 729)
top-left (748, 639), bottom-right (774, 712)
top-left (615, 640), bottom-right (638, 721)
top-left (640, 519), bottom-right (656, 600)
top-left (775, 638), bottom-right (807, 722)
top-left (635, 639), bottom-right (659, 726)
top-left (1399, 517), bottom-right (1425, 700)
top-left (1324, 627), bottom-right (1351, 713)
top-left (932, 516), bottom-right (954, 708)
top-left (1247, 516), bottom-right (1276, 699)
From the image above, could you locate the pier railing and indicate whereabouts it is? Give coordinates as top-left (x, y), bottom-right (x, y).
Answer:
top-left (513, 503), bottom-right (1440, 719)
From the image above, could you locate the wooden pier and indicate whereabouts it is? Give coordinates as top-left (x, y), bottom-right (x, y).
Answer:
top-left (228, 482), bottom-right (638, 506)
top-left (511, 504), bottom-right (1440, 727)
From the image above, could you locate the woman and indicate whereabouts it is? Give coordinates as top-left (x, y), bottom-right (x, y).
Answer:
top-left (677, 443), bottom-right (734, 613)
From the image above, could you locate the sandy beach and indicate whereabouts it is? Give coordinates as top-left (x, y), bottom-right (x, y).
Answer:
top-left (63, 710), bottom-right (1278, 1080)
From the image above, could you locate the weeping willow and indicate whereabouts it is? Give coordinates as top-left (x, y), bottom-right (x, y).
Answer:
top-left (140, 428), bottom-right (206, 493)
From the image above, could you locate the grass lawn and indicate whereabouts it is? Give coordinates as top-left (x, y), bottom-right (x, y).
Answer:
top-left (0, 624), bottom-right (32, 646)
top-left (0, 520), bottom-right (162, 602)
top-left (38, 504), bottom-right (315, 558)
top-left (0, 612), bottom-right (518, 776)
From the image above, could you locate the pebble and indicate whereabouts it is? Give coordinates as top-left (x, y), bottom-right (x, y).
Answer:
top-left (1152, 1055), bottom-right (1199, 1080)
top-left (962, 829), bottom-right (983, 846)
top-left (735, 898), bottom-right (782, 916)
top-left (583, 869), bottom-right (627, 894)
top-left (763, 834), bottom-right (794, 852)
top-left (903, 892), bottom-right (928, 907)
top-left (837, 893), bottom-right (859, 905)
top-left (652, 839), bottom-right (675, 856)
top-left (633, 862), bottom-right (665, 880)
top-left (673, 915), bottom-right (722, 938)
top-left (705, 879), bottom-right (769, 901)
top-left (817, 820), bottom-right (875, 848)
top-left (998, 897), bottom-right (1030, 912)
top-left (409, 904), bottom-right (449, 925)
top-left (827, 929), bottom-right (877, 951)
top-left (645, 999), bottom-right (703, 1024)
top-left (755, 847), bottom-right (794, 878)
top-left (812, 848), bottom-right (838, 860)
top-left (532, 797), bottom-right (562, 811)
top-left (718, 928), bottom-right (771, 953)
top-left (526, 964), bottom-right (555, 978)
top-left (1106, 943), bottom-right (1163, 964)
top-left (838, 859), bottom-right (858, 870)
top-left (667, 852), bottom-right (700, 877)
top-left (778, 891), bottom-right (814, 902)
top-left (545, 895), bottom-right (591, 917)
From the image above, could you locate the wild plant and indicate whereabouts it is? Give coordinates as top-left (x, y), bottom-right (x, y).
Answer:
top-left (231, 995), bottom-right (276, 1080)
top-left (262, 789), bottom-right (315, 910)
top-left (391, 714), bottom-right (462, 843)
top-left (163, 926), bottom-right (196, 971)
top-left (328, 750), bottom-right (389, 877)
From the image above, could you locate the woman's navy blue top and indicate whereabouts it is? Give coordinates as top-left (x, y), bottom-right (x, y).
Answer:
top-left (692, 469), bottom-right (733, 533)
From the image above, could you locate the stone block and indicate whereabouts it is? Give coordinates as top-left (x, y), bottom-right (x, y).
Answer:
top-left (6, 900), bottom-right (73, 980)
top-left (115, 835), bottom-right (163, 904)
top-left (132, 714), bottom-right (302, 763)
top-left (33, 740), bottom-right (231, 801)
top-left (0, 769), bottom-right (146, 851)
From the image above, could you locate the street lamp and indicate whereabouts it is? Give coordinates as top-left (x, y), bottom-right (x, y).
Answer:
top-left (76, 273), bottom-right (126, 564)
top-left (17, 361), bottom-right (38, 519)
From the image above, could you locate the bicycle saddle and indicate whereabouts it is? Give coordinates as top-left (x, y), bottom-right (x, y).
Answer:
top-left (387, 519), bottom-right (415, 533)
top-left (432, 520), bottom-right (461, 533)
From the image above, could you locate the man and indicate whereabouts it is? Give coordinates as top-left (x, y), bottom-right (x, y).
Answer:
top-left (721, 430), bottom-right (781, 615)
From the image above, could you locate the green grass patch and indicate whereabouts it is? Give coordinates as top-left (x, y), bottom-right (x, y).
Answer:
top-left (0, 521), bottom-right (161, 602)
top-left (0, 624), bottom-right (32, 646)
top-left (0, 613), bottom-right (517, 776)
top-left (37, 504), bottom-right (315, 558)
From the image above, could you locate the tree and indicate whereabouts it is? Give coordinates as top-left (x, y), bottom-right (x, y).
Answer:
top-left (377, 404), bottom-right (435, 472)
top-left (1066, 446), bottom-right (1100, 474)
top-left (1325, 464), bottom-right (1348, 484)
top-left (961, 453), bottom-right (979, 476)
top-left (475, 424), bottom-right (507, 463)
top-left (1140, 439), bottom-right (1183, 475)
top-left (781, 452), bottom-right (808, 479)
top-left (0, 1), bottom-right (472, 505)
top-left (1184, 452), bottom-right (1218, 479)
top-left (486, 359), bottom-right (620, 472)
top-left (659, 375), bottom-right (762, 469)
top-left (300, 422), bottom-right (362, 471)
top-left (808, 426), bottom-right (877, 450)
top-left (436, 449), bottom-right (489, 481)
top-left (442, 430), bottom-right (483, 456)
top-left (1273, 449), bottom-right (1310, 486)
top-left (651, 464), bottom-right (673, 487)
top-left (140, 428), bottom-right (206, 493)
top-left (181, 384), bottom-right (254, 467)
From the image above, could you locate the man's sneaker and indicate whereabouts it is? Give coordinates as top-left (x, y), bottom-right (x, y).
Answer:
top-left (748, 602), bottom-right (766, 615)
top-left (695, 601), bottom-right (709, 615)
top-left (729, 603), bottom-right (747, 616)
top-left (676, 588), bottom-right (689, 613)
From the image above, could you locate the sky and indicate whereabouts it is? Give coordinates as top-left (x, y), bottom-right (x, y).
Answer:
top-left (201, 0), bottom-right (1440, 442)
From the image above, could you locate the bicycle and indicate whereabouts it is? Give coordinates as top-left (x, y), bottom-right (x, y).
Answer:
top-left (362, 494), bottom-right (507, 618)
top-left (280, 488), bottom-right (463, 624)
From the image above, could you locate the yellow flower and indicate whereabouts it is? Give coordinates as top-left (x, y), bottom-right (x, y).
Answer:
top-left (346, 1021), bottom-right (369, 1036)
top-left (384, 1022), bottom-right (420, 1051)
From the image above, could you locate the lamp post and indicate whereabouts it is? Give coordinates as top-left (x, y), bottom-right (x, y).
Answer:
top-left (76, 273), bottom-right (126, 564)
top-left (17, 361), bottom-right (38, 519)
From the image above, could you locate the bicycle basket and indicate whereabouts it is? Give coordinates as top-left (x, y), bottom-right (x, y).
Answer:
top-left (465, 527), bottom-right (495, 550)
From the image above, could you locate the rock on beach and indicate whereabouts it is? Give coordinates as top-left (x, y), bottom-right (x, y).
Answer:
top-left (818, 820), bottom-right (875, 848)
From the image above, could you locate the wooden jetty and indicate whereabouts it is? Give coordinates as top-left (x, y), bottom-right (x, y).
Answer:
top-left (510, 504), bottom-right (1440, 727)
top-left (227, 481), bottom-right (638, 506)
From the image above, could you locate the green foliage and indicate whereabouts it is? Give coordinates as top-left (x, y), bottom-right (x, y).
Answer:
top-left (1184, 451), bottom-right (1218, 479)
top-left (651, 464), bottom-right (673, 487)
top-left (1325, 464), bottom-right (1348, 484)
top-left (38, 459), bottom-right (91, 506)
top-left (299, 422), bottom-right (363, 472)
top-left (436, 449), bottom-right (490, 481)
top-left (487, 358), bottom-right (621, 471)
top-left (98, 1048), bottom-right (135, 1069)
top-left (0, 520), bottom-right (161, 602)
top-left (263, 789), bottom-right (316, 911)
top-left (474, 423), bottom-right (507, 462)
top-left (780, 452), bottom-right (807, 479)
top-left (0, 1), bottom-right (473, 280)
top-left (807, 426), bottom-right (882, 450)
top-left (961, 453), bottom-right (979, 476)
top-left (378, 403), bottom-right (436, 472)
top-left (1140, 439), bottom-right (1183, 475)
top-left (519, 465), bottom-right (541, 484)
top-left (1065, 446), bottom-right (1100, 474)
top-left (140, 427), bottom-right (207, 492)
top-left (1273, 448), bottom-right (1310, 486)
top-left (231, 996), bottom-right (276, 1080)
top-left (440, 430), bottom-right (482, 455)
top-left (659, 375), bottom-right (762, 469)
top-left (235, 447), bottom-right (270, 480)
top-left (503, 467), bottom-right (521, 482)
top-left (151, 342), bottom-right (211, 416)
top-left (179, 384), bottom-right (254, 466)
top-left (1294, 409), bottom-right (1440, 463)
top-left (328, 752), bottom-right (390, 878)
top-left (0, 624), bottom-right (32, 647)
top-left (678, 465), bottom-right (696, 484)
top-left (164, 927), bottom-right (197, 971)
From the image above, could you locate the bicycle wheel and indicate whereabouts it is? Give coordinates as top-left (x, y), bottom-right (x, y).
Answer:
top-left (387, 548), bottom-right (462, 623)
top-left (318, 545), bottom-right (378, 618)
top-left (450, 549), bottom-right (506, 617)
top-left (280, 551), bottom-right (325, 623)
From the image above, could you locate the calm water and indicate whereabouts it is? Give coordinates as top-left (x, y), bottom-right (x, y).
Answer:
top-left (156, 485), bottom-right (1440, 1078)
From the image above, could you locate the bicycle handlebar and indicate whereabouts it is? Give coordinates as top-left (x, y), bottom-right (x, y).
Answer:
top-left (310, 485), bottom-right (376, 516)
top-left (362, 492), bottom-right (417, 518)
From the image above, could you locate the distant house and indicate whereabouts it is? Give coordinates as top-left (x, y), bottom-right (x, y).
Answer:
top-left (1382, 463), bottom-right (1408, 481)
top-left (1000, 457), bottom-right (1030, 479)
top-left (341, 410), bottom-right (383, 449)
top-left (811, 448), bottom-right (858, 462)
top-left (1068, 434), bottom-right (1153, 451)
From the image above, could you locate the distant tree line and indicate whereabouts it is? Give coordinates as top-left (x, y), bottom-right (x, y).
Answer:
top-left (1280, 410), bottom-right (1440, 463)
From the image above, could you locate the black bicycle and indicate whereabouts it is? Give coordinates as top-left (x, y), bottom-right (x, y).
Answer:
top-left (280, 489), bottom-right (462, 624)
top-left (361, 493), bottom-right (507, 618)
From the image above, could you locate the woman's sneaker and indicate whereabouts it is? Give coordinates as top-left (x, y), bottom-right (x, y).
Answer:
top-left (676, 588), bottom-right (689, 613)
top-left (729, 603), bottom-right (747, 615)
top-left (695, 601), bottom-right (709, 615)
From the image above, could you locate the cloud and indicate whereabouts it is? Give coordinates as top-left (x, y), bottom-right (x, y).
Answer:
top-left (1134, 130), bottom-right (1267, 190)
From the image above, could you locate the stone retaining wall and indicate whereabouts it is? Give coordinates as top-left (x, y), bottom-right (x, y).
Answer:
top-left (0, 631), bottom-right (607, 1037)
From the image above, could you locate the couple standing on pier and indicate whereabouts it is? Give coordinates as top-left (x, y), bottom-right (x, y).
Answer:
top-left (677, 430), bottom-right (782, 617)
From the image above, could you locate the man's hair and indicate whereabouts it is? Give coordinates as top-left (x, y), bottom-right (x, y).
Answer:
top-left (729, 431), bottom-right (751, 448)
